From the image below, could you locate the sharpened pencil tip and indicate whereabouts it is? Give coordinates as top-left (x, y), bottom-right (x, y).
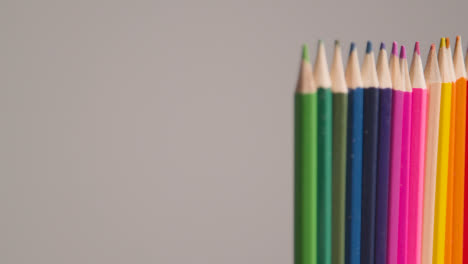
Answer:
top-left (335, 40), bottom-right (340, 46)
top-left (392, 42), bottom-right (398, 56)
top-left (400, 45), bottom-right (406, 59)
top-left (440, 38), bottom-right (446, 48)
top-left (366, 41), bottom-right (372, 54)
top-left (349, 42), bottom-right (356, 55)
top-left (457, 35), bottom-right (461, 41)
top-left (380, 42), bottom-right (385, 50)
top-left (446, 37), bottom-right (450, 47)
top-left (317, 40), bottom-right (325, 52)
top-left (431, 44), bottom-right (435, 51)
top-left (415, 42), bottom-right (420, 55)
top-left (302, 44), bottom-right (310, 62)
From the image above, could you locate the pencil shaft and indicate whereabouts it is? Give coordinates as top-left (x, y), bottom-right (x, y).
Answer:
top-left (453, 77), bottom-right (467, 263)
top-left (360, 87), bottom-right (379, 264)
top-left (422, 82), bottom-right (441, 264)
top-left (408, 88), bottom-right (427, 264)
top-left (295, 93), bottom-right (318, 264)
top-left (387, 90), bottom-right (405, 263)
top-left (317, 88), bottom-right (332, 264)
top-left (434, 82), bottom-right (452, 264)
top-left (465, 79), bottom-right (468, 264)
top-left (332, 93), bottom-right (347, 264)
top-left (346, 88), bottom-right (364, 264)
top-left (398, 91), bottom-right (412, 264)
top-left (375, 88), bottom-right (392, 264)
top-left (446, 81), bottom-right (457, 264)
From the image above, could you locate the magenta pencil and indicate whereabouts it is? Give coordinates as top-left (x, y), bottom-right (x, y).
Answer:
top-left (407, 42), bottom-right (427, 264)
top-left (397, 45), bottom-right (412, 264)
top-left (387, 42), bottom-right (404, 263)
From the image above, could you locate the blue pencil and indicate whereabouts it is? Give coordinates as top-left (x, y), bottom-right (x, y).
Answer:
top-left (360, 41), bottom-right (380, 264)
top-left (374, 42), bottom-right (393, 264)
top-left (345, 42), bottom-right (364, 264)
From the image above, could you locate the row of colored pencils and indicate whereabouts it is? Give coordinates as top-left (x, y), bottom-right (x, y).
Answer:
top-left (294, 36), bottom-right (468, 264)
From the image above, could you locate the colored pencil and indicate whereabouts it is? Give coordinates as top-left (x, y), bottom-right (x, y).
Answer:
top-left (345, 42), bottom-right (364, 264)
top-left (360, 41), bottom-right (379, 264)
top-left (434, 38), bottom-right (452, 264)
top-left (294, 44), bottom-right (318, 264)
top-left (375, 42), bottom-right (392, 264)
top-left (387, 41), bottom-right (404, 264)
top-left (408, 41), bottom-right (427, 264)
top-left (445, 37), bottom-right (457, 264)
top-left (464, 45), bottom-right (468, 264)
top-left (452, 35), bottom-right (467, 264)
top-left (422, 43), bottom-right (441, 264)
top-left (314, 40), bottom-right (332, 264)
top-left (398, 45), bottom-right (412, 264)
top-left (331, 40), bottom-right (347, 264)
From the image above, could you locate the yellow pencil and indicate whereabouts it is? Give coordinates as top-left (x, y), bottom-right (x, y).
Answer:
top-left (444, 37), bottom-right (457, 264)
top-left (433, 37), bottom-right (452, 264)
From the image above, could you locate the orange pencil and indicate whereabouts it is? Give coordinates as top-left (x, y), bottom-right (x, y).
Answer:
top-left (445, 37), bottom-right (457, 264)
top-left (452, 35), bottom-right (467, 263)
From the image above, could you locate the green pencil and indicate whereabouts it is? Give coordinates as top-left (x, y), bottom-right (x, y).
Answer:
top-left (295, 44), bottom-right (318, 264)
top-left (330, 41), bottom-right (348, 264)
top-left (314, 40), bottom-right (332, 264)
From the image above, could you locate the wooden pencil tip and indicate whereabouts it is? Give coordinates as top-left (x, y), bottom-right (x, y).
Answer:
top-left (431, 43), bottom-right (435, 51)
top-left (414, 42), bottom-right (420, 55)
top-left (455, 36), bottom-right (462, 47)
top-left (302, 44), bottom-right (310, 63)
top-left (446, 37), bottom-right (450, 47)
top-left (400, 45), bottom-right (406, 59)
top-left (380, 42), bottom-right (385, 50)
top-left (440, 38), bottom-right (446, 48)
top-left (335, 40), bottom-right (340, 46)
top-left (366, 41), bottom-right (372, 54)
top-left (392, 41), bottom-right (398, 56)
top-left (317, 40), bottom-right (325, 51)
top-left (349, 42), bottom-right (356, 55)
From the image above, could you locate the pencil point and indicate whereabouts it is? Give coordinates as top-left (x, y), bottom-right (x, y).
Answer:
top-left (453, 35), bottom-right (466, 79)
top-left (335, 40), bottom-right (340, 46)
top-left (302, 44), bottom-right (310, 62)
top-left (446, 37), bottom-right (450, 47)
top-left (440, 38), bottom-right (446, 48)
top-left (400, 45), bottom-right (406, 59)
top-left (414, 42), bottom-right (420, 55)
top-left (431, 43), bottom-right (435, 51)
top-left (350, 42), bottom-right (356, 55)
top-left (317, 40), bottom-right (325, 51)
top-left (366, 41), bottom-right (372, 54)
top-left (392, 41), bottom-right (398, 56)
top-left (380, 42), bottom-right (385, 50)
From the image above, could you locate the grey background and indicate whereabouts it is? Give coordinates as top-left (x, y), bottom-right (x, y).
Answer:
top-left (1, 0), bottom-right (466, 263)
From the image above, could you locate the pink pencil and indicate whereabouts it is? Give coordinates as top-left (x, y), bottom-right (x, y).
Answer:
top-left (397, 45), bottom-right (412, 264)
top-left (407, 42), bottom-right (427, 264)
top-left (387, 41), bottom-right (404, 263)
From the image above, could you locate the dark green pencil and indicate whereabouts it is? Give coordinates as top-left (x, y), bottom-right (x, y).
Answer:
top-left (314, 40), bottom-right (332, 264)
top-left (330, 41), bottom-right (348, 264)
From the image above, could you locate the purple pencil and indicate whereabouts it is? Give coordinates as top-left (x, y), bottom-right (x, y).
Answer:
top-left (387, 41), bottom-right (404, 263)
